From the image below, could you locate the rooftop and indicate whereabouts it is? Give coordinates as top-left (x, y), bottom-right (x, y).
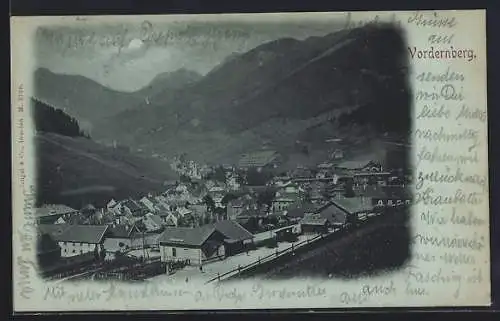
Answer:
top-left (107, 223), bottom-right (142, 238)
top-left (336, 160), bottom-right (379, 170)
top-left (238, 209), bottom-right (267, 218)
top-left (318, 204), bottom-right (348, 225)
top-left (159, 225), bottom-right (217, 246)
top-left (300, 215), bottom-right (328, 226)
top-left (214, 220), bottom-right (254, 242)
top-left (331, 196), bottom-right (374, 214)
top-left (38, 224), bottom-right (109, 244)
top-left (35, 204), bottom-right (78, 217)
top-left (122, 199), bottom-right (143, 212)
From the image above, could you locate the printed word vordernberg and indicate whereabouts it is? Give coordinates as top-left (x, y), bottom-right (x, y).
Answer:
top-left (408, 46), bottom-right (476, 62)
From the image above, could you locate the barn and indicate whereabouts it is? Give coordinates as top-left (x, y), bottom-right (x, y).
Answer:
top-left (213, 220), bottom-right (255, 256)
top-left (159, 225), bottom-right (226, 266)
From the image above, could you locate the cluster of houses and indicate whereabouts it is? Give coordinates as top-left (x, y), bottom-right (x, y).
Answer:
top-left (35, 148), bottom-right (412, 276)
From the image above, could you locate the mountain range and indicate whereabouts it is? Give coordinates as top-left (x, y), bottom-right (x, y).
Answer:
top-left (34, 24), bottom-right (411, 166)
top-left (33, 67), bottom-right (203, 134)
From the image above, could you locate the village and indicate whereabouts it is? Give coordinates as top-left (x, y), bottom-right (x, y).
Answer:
top-left (35, 145), bottom-right (412, 283)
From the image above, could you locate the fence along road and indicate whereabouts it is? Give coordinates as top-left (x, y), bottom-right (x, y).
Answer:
top-left (204, 232), bottom-right (329, 284)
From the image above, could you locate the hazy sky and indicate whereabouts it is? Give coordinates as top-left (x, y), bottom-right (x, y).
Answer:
top-left (34, 15), bottom-right (347, 91)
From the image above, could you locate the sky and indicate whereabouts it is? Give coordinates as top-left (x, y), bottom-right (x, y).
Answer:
top-left (34, 15), bottom-right (348, 92)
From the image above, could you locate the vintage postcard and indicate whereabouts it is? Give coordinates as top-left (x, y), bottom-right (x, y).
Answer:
top-left (11, 10), bottom-right (489, 312)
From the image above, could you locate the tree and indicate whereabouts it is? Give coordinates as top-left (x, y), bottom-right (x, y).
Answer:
top-left (99, 245), bottom-right (106, 261)
top-left (214, 207), bottom-right (226, 221)
top-left (203, 195), bottom-right (216, 213)
top-left (31, 98), bottom-right (89, 138)
top-left (344, 179), bottom-right (356, 198)
top-left (235, 172), bottom-right (246, 185)
top-left (257, 188), bottom-right (276, 209)
top-left (221, 193), bottom-right (239, 207)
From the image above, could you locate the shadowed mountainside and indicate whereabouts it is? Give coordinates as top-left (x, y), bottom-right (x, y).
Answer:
top-left (90, 24), bottom-right (410, 164)
top-left (32, 99), bottom-right (178, 208)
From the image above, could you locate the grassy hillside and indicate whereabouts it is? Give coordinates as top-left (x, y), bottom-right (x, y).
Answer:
top-left (35, 133), bottom-right (179, 209)
top-left (237, 207), bottom-right (411, 280)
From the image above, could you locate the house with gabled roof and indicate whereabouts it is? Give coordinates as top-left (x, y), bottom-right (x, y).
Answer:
top-left (139, 196), bottom-right (159, 213)
top-left (159, 225), bottom-right (226, 265)
top-left (284, 202), bottom-right (322, 222)
top-left (107, 198), bottom-right (118, 210)
top-left (335, 158), bottom-right (383, 172)
top-left (213, 220), bottom-right (254, 256)
top-left (141, 213), bottom-right (164, 232)
top-left (227, 195), bottom-right (258, 220)
top-left (38, 224), bottom-right (108, 258)
top-left (271, 191), bottom-right (300, 212)
top-left (35, 204), bottom-right (79, 224)
top-left (300, 215), bottom-right (330, 234)
top-left (163, 212), bottom-right (179, 227)
top-left (103, 222), bottom-right (144, 252)
top-left (122, 199), bottom-right (148, 217)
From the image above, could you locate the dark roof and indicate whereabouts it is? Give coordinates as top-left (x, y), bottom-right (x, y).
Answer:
top-left (122, 199), bottom-right (142, 211)
top-left (159, 225), bottom-right (216, 246)
top-left (331, 197), bottom-right (374, 214)
top-left (214, 220), bottom-right (254, 241)
top-left (301, 215), bottom-right (328, 226)
top-left (38, 224), bottom-right (109, 243)
top-left (286, 207), bottom-right (307, 218)
top-left (35, 204), bottom-right (78, 217)
top-left (238, 209), bottom-right (267, 218)
top-left (336, 159), bottom-right (380, 170)
top-left (107, 224), bottom-right (141, 238)
top-left (285, 202), bottom-right (322, 218)
top-left (318, 204), bottom-right (348, 225)
top-left (235, 217), bottom-right (251, 226)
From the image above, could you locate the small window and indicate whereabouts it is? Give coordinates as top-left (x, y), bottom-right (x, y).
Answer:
top-left (172, 248), bottom-right (177, 257)
top-left (72, 249), bottom-right (76, 253)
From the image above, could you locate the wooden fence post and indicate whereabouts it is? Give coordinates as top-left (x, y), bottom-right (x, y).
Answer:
top-left (238, 265), bottom-right (241, 276)
top-left (217, 272), bottom-right (220, 281)
top-left (258, 257), bottom-right (261, 264)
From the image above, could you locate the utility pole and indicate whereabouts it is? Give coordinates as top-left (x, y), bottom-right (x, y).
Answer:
top-left (142, 230), bottom-right (146, 261)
